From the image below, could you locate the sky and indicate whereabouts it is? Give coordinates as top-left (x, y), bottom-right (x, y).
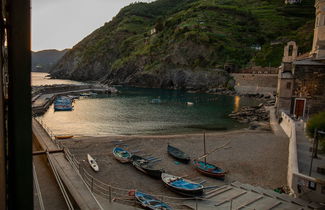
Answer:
top-left (32, 0), bottom-right (152, 51)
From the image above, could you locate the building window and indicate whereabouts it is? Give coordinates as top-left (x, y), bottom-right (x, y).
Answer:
top-left (286, 82), bottom-right (291, 89)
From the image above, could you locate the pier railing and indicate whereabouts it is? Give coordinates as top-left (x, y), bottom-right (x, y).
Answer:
top-left (36, 118), bottom-right (263, 210)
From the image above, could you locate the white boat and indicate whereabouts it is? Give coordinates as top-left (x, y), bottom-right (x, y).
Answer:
top-left (186, 102), bottom-right (194, 106)
top-left (87, 154), bottom-right (99, 172)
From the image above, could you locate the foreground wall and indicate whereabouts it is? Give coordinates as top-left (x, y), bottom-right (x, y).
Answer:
top-left (231, 73), bottom-right (278, 95)
top-left (280, 112), bottom-right (325, 203)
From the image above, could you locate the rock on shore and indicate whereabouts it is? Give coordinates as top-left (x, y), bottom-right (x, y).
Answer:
top-left (229, 103), bottom-right (271, 131)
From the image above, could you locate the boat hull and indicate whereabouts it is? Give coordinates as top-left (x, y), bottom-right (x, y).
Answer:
top-left (135, 191), bottom-right (172, 210)
top-left (113, 147), bottom-right (132, 163)
top-left (193, 160), bottom-right (226, 178)
top-left (161, 173), bottom-right (203, 196)
top-left (87, 154), bottom-right (99, 172)
top-left (167, 145), bottom-right (190, 163)
top-left (132, 160), bottom-right (164, 179)
top-left (54, 135), bottom-right (73, 139)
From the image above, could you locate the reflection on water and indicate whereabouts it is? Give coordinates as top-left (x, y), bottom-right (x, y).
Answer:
top-left (234, 95), bottom-right (240, 112)
top-left (32, 72), bottom-right (85, 86)
top-left (37, 87), bottom-right (260, 136)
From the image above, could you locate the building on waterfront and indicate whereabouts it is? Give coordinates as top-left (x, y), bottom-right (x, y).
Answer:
top-left (276, 0), bottom-right (325, 119)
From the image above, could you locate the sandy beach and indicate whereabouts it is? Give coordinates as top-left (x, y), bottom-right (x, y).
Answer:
top-left (60, 128), bottom-right (289, 201)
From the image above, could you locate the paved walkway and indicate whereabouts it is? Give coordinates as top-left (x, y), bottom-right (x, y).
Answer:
top-left (267, 106), bottom-right (288, 138)
top-left (33, 144), bottom-right (68, 210)
top-left (33, 118), bottom-right (104, 210)
top-left (295, 121), bottom-right (325, 180)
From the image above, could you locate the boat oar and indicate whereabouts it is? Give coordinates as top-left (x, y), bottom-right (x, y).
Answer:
top-left (197, 140), bottom-right (231, 160)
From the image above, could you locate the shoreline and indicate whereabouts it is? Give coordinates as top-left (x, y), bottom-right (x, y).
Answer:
top-left (60, 128), bottom-right (289, 197)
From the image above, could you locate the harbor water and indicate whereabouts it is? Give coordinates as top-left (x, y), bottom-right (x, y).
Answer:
top-left (33, 72), bottom-right (260, 136)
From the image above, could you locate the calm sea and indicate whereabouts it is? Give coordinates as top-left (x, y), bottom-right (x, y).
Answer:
top-left (32, 72), bottom-right (259, 136)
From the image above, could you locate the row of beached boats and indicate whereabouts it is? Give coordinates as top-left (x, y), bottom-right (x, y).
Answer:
top-left (86, 142), bottom-right (228, 209)
top-left (112, 144), bottom-right (226, 196)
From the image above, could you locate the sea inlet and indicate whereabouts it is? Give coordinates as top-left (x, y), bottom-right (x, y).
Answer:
top-left (33, 72), bottom-right (261, 136)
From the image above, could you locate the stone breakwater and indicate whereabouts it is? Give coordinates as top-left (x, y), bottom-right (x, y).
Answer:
top-left (32, 84), bottom-right (118, 115)
top-left (229, 103), bottom-right (272, 131)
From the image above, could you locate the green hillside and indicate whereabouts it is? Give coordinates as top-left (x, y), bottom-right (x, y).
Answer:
top-left (51, 0), bottom-right (315, 89)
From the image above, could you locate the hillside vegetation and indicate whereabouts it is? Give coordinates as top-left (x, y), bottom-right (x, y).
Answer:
top-left (51, 0), bottom-right (315, 90)
top-left (32, 49), bottom-right (68, 72)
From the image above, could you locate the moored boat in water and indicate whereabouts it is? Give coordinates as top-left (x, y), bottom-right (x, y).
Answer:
top-left (161, 173), bottom-right (203, 196)
top-left (113, 147), bottom-right (132, 163)
top-left (193, 160), bottom-right (226, 178)
top-left (167, 144), bottom-right (190, 163)
top-left (134, 190), bottom-right (172, 210)
top-left (54, 96), bottom-right (73, 111)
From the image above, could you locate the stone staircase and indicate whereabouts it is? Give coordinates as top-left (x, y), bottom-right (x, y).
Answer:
top-left (182, 181), bottom-right (323, 209)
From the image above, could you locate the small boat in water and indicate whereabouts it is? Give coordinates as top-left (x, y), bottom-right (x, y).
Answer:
top-left (113, 147), bottom-right (132, 163)
top-left (87, 154), bottom-right (99, 172)
top-left (132, 159), bottom-right (165, 179)
top-left (80, 92), bottom-right (91, 97)
top-left (193, 160), bottom-right (226, 178)
top-left (54, 96), bottom-right (73, 111)
top-left (150, 98), bottom-right (162, 104)
top-left (54, 135), bottom-right (74, 139)
top-left (167, 144), bottom-right (190, 163)
top-left (135, 191), bottom-right (172, 210)
top-left (161, 173), bottom-right (203, 196)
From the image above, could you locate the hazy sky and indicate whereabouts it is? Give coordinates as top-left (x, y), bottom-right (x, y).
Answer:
top-left (32, 0), bottom-right (151, 51)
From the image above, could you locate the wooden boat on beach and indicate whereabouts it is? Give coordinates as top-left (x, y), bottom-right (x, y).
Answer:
top-left (113, 147), bottom-right (132, 163)
top-left (87, 154), bottom-right (99, 172)
top-left (54, 135), bottom-right (74, 139)
top-left (161, 173), bottom-right (203, 196)
top-left (132, 159), bottom-right (165, 179)
top-left (167, 144), bottom-right (190, 163)
top-left (134, 191), bottom-right (172, 210)
top-left (193, 160), bottom-right (225, 178)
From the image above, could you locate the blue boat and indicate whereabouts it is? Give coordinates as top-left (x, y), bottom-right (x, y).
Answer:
top-left (161, 173), bottom-right (203, 196)
top-left (54, 96), bottom-right (73, 111)
top-left (135, 191), bottom-right (172, 210)
top-left (112, 147), bottom-right (132, 163)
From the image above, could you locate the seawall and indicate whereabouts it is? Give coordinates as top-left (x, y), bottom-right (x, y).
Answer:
top-left (231, 73), bottom-right (278, 95)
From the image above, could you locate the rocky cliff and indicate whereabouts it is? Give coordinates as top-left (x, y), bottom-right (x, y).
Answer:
top-left (50, 0), bottom-right (315, 91)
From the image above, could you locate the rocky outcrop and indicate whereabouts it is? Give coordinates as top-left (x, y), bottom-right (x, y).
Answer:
top-left (104, 67), bottom-right (232, 91)
top-left (229, 103), bottom-right (273, 130)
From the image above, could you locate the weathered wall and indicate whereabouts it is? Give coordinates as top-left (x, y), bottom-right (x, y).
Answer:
top-left (293, 64), bottom-right (325, 115)
top-left (231, 73), bottom-right (278, 94)
top-left (280, 112), bottom-right (325, 203)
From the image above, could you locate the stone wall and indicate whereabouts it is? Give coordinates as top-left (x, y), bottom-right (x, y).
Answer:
top-left (293, 64), bottom-right (325, 115)
top-left (231, 73), bottom-right (278, 95)
top-left (280, 112), bottom-right (325, 203)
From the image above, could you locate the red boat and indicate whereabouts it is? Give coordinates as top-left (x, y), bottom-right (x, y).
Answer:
top-left (193, 159), bottom-right (226, 178)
